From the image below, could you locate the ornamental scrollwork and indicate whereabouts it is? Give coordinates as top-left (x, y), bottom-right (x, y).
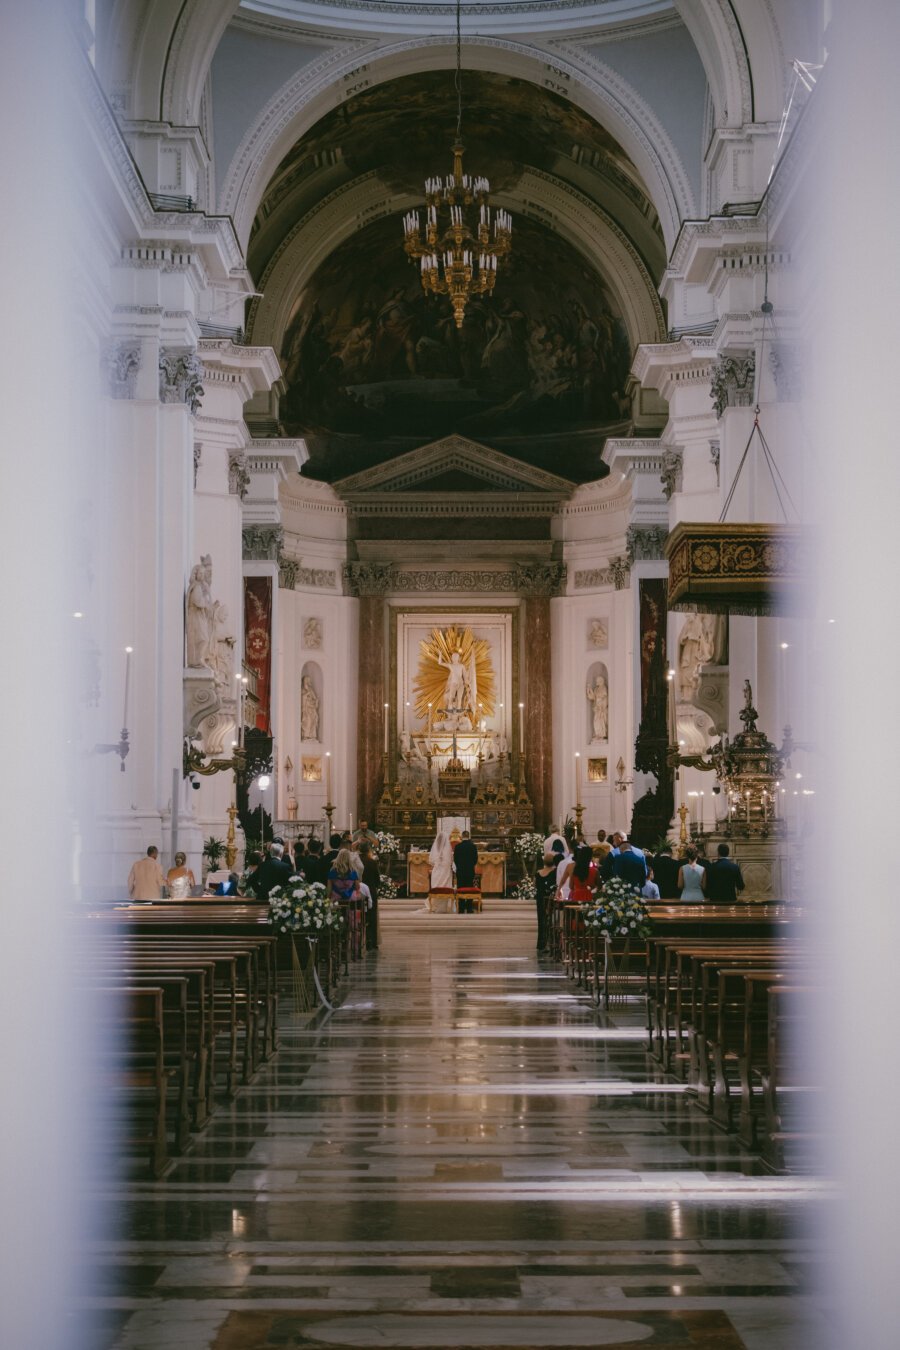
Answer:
top-left (103, 340), bottom-right (141, 399)
top-left (710, 352), bottom-right (755, 419)
top-left (228, 451), bottom-right (250, 498)
top-left (159, 348), bottom-right (204, 414)
top-left (626, 525), bottom-right (667, 564)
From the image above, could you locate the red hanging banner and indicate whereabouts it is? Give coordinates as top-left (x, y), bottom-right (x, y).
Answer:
top-left (243, 576), bottom-right (273, 733)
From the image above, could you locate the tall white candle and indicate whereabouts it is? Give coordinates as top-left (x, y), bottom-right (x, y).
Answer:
top-left (383, 701), bottom-right (389, 754)
top-left (699, 791), bottom-right (705, 831)
top-left (575, 751), bottom-right (581, 804)
top-left (325, 751), bottom-right (332, 802)
top-left (123, 647), bottom-right (132, 727)
top-left (518, 702), bottom-right (524, 755)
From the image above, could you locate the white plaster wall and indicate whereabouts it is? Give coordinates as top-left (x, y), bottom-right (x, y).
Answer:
top-left (551, 584), bottom-right (635, 840)
top-left (275, 582), bottom-right (358, 830)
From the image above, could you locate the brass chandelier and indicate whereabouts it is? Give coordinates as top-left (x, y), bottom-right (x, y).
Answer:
top-left (401, 0), bottom-right (512, 327)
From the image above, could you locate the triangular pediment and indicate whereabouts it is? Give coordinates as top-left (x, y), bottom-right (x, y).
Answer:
top-left (332, 436), bottom-right (576, 500)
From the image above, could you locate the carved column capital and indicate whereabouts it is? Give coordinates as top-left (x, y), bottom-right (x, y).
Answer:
top-left (242, 524), bottom-right (283, 561)
top-left (769, 344), bottom-right (802, 402)
top-left (710, 351), bottom-right (755, 418)
top-left (159, 347), bottom-right (204, 414)
top-left (513, 561), bottom-right (567, 598)
top-left (343, 561), bottom-right (393, 597)
top-left (103, 339), bottom-right (141, 398)
top-left (626, 525), bottom-right (668, 565)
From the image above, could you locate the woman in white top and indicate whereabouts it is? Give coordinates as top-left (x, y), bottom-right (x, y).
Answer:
top-left (677, 846), bottom-right (706, 901)
top-left (166, 852), bottom-right (196, 899)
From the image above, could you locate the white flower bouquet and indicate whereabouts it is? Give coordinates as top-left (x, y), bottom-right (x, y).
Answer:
top-left (513, 875), bottom-right (536, 901)
top-left (378, 873), bottom-right (399, 899)
top-left (268, 879), bottom-right (345, 935)
top-left (513, 832), bottom-right (545, 865)
top-left (584, 877), bottom-right (652, 940)
top-left (376, 831), bottom-right (401, 855)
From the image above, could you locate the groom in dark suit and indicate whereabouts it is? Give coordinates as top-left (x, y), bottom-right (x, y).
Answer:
top-left (454, 831), bottom-right (479, 913)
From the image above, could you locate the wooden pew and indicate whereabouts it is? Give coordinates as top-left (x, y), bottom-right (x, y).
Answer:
top-left (759, 984), bottom-right (822, 1172)
top-left (99, 987), bottom-right (173, 1178)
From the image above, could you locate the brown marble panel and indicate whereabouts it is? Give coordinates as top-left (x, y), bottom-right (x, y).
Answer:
top-left (524, 594), bottom-right (552, 829)
top-left (358, 592), bottom-right (386, 821)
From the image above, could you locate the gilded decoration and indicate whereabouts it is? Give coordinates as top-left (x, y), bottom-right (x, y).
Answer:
top-left (413, 625), bottom-right (496, 726)
top-left (666, 522), bottom-right (809, 615)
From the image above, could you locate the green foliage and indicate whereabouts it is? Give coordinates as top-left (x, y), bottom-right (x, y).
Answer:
top-left (202, 836), bottom-right (225, 868)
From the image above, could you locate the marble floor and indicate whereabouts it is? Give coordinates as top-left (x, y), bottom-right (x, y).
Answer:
top-left (81, 921), bottom-right (832, 1349)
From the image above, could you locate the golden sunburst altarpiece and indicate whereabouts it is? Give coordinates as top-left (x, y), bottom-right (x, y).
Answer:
top-left (413, 625), bottom-right (496, 724)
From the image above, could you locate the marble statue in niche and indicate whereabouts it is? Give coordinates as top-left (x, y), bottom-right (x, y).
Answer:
top-left (186, 555), bottom-right (213, 668)
top-left (589, 618), bottom-right (608, 649)
top-left (587, 672), bottom-right (609, 741)
top-left (301, 674), bottom-right (320, 741)
top-left (303, 617), bottom-right (322, 649)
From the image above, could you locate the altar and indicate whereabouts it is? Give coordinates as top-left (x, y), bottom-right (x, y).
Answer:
top-left (407, 849), bottom-right (507, 897)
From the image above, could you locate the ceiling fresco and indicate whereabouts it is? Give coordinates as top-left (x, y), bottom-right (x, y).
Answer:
top-left (278, 212), bottom-right (633, 482)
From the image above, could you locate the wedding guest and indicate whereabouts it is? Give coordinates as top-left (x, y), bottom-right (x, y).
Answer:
top-left (323, 832), bottom-right (342, 873)
top-left (327, 848), bottom-right (360, 903)
top-left (359, 841), bottom-right (380, 949)
top-left (650, 844), bottom-right (680, 899)
top-left (592, 829), bottom-right (612, 862)
top-left (534, 852), bottom-right (558, 951)
top-left (603, 839), bottom-right (648, 888)
top-left (214, 872), bottom-right (240, 896)
top-left (166, 852), bottom-right (196, 899)
top-left (241, 850), bottom-right (263, 896)
top-left (641, 867), bottom-right (661, 901)
top-left (554, 837), bottom-right (572, 899)
top-left (128, 845), bottom-right (165, 901)
top-left (249, 843), bottom-right (292, 900)
top-left (677, 845), bottom-right (706, 900)
top-left (558, 844), bottom-right (599, 903)
top-left (704, 843), bottom-right (745, 902)
top-left (354, 819), bottom-right (379, 849)
top-left (303, 837), bottom-right (327, 884)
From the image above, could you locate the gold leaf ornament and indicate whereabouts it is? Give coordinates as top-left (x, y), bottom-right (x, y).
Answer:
top-left (413, 626), bottom-right (496, 724)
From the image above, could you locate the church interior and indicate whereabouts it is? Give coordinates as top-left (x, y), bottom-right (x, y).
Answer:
top-left (2, 2), bottom-right (900, 1347)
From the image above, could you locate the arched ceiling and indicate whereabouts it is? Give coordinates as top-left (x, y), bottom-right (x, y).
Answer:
top-left (247, 70), bottom-right (665, 286)
top-left (245, 70), bottom-right (666, 483)
top-left (238, 0), bottom-right (677, 36)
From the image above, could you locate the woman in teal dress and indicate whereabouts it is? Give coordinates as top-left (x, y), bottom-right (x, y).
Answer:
top-left (677, 846), bottom-right (706, 900)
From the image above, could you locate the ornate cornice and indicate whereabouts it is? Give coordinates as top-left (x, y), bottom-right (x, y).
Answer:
top-left (242, 524), bottom-right (284, 561)
top-left (574, 555), bottom-right (630, 590)
top-left (278, 553), bottom-right (337, 590)
top-left (342, 560), bottom-right (566, 597)
top-left (334, 433), bottom-right (574, 498)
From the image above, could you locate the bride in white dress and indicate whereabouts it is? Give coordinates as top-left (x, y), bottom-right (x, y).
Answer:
top-left (427, 832), bottom-right (455, 912)
top-left (166, 852), bottom-right (196, 899)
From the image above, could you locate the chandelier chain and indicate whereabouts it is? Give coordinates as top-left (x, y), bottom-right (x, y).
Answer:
top-left (455, 0), bottom-right (462, 143)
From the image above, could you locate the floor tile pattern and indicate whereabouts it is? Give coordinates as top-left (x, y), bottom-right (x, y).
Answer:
top-left (82, 924), bottom-right (830, 1348)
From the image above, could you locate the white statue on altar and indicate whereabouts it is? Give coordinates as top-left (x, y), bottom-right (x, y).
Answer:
top-left (437, 650), bottom-right (468, 712)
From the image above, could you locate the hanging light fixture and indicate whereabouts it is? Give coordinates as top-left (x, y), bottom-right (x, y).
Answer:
top-left (401, 0), bottom-right (512, 328)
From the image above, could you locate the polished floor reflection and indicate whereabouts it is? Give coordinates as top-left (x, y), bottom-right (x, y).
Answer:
top-left (86, 922), bottom-right (830, 1349)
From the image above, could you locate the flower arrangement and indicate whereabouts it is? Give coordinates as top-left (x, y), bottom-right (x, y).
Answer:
top-left (513, 832), bottom-right (545, 865)
top-left (376, 831), bottom-right (401, 855)
top-left (378, 873), bottom-right (399, 899)
top-left (268, 878), bottom-right (345, 935)
top-left (513, 875), bottom-right (536, 901)
top-left (584, 877), bottom-right (652, 940)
